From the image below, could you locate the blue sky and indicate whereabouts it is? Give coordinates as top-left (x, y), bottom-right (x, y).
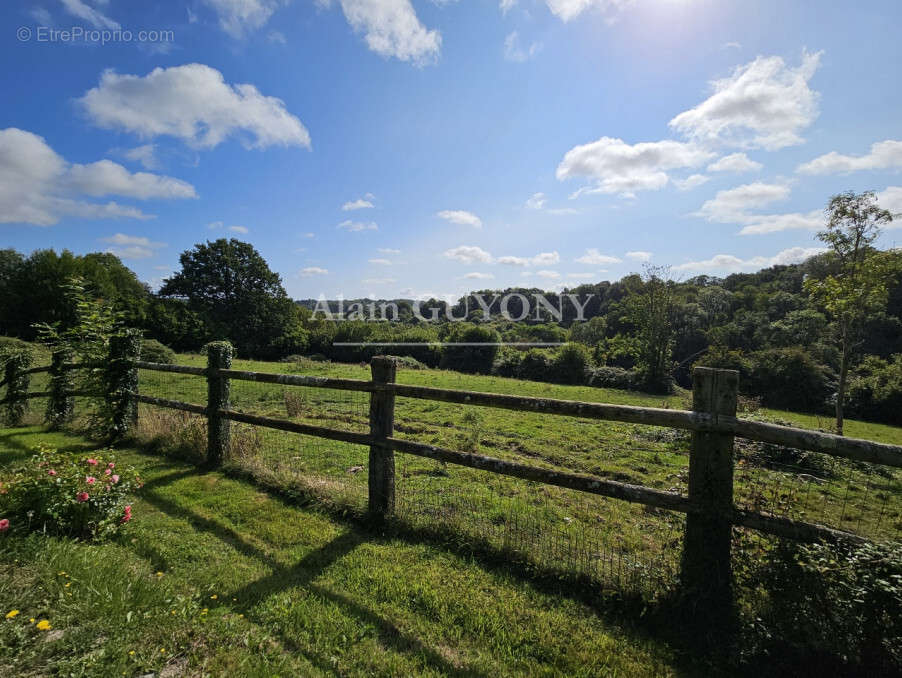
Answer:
top-left (2, 0), bottom-right (901, 301)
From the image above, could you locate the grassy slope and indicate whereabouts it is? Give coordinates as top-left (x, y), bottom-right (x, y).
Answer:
top-left (1, 426), bottom-right (694, 678)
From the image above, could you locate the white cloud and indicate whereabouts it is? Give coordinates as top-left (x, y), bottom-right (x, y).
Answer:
top-left (575, 248), bottom-right (622, 265)
top-left (337, 0), bottom-right (441, 65)
top-left (566, 272), bottom-right (597, 280)
top-left (737, 210), bottom-right (822, 236)
top-left (66, 160), bottom-right (197, 199)
top-left (437, 209), bottom-right (482, 228)
top-left (229, 225), bottom-right (249, 233)
top-left (504, 31), bottom-right (542, 62)
top-left (342, 198), bottom-right (375, 210)
top-left (547, 207), bottom-right (579, 215)
top-left (121, 144), bottom-right (159, 170)
top-left (877, 186), bottom-right (902, 219)
top-left (100, 233), bottom-right (166, 259)
top-left (536, 270), bottom-right (561, 279)
top-left (669, 51), bottom-right (821, 150)
top-left (525, 192), bottom-right (546, 209)
top-left (377, 248), bottom-right (401, 255)
top-left (722, 41), bottom-right (741, 50)
top-left (797, 140), bottom-right (902, 175)
top-left (500, 0), bottom-right (517, 14)
top-left (268, 30), bottom-right (287, 43)
top-left (695, 182), bottom-right (791, 223)
top-left (707, 152), bottom-right (762, 173)
top-left (674, 174), bottom-right (709, 191)
top-left (61, 0), bottom-right (120, 29)
top-left (300, 266), bottom-right (329, 277)
top-left (497, 251), bottom-right (559, 266)
top-left (0, 128), bottom-right (193, 226)
top-left (465, 272), bottom-right (494, 279)
top-left (368, 258), bottom-right (392, 265)
top-left (556, 137), bottom-right (713, 197)
top-left (625, 250), bottom-right (652, 261)
top-left (544, 0), bottom-right (632, 23)
top-left (79, 64), bottom-right (311, 150)
top-left (674, 246), bottom-right (826, 273)
top-left (444, 245), bottom-right (492, 264)
top-left (363, 277), bottom-right (397, 284)
top-left (201, 0), bottom-right (285, 38)
top-left (338, 219), bottom-right (378, 231)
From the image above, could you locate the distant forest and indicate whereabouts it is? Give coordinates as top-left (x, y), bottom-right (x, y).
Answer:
top-left (1, 236), bottom-right (900, 426)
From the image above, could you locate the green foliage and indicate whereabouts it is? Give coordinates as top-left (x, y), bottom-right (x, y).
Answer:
top-left (585, 366), bottom-right (638, 390)
top-left (440, 323), bottom-right (500, 374)
top-left (621, 266), bottom-right (677, 393)
top-left (105, 330), bottom-right (142, 440)
top-left (551, 342), bottom-right (593, 384)
top-left (45, 349), bottom-right (74, 429)
top-left (159, 239), bottom-right (302, 359)
top-left (739, 538), bottom-right (902, 673)
top-left (744, 347), bottom-right (832, 412)
top-left (847, 354), bottom-right (902, 424)
top-left (140, 339), bottom-right (175, 365)
top-left (0, 445), bottom-right (140, 540)
top-left (0, 348), bottom-right (33, 426)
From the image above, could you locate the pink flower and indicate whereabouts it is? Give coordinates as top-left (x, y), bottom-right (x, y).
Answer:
top-left (111, 475), bottom-right (120, 483)
top-left (104, 469), bottom-right (112, 476)
top-left (86, 458), bottom-right (98, 466)
top-left (76, 492), bottom-right (89, 503)
top-left (85, 476), bottom-right (96, 485)
top-left (0, 519), bottom-right (9, 532)
top-left (120, 505), bottom-right (132, 524)
top-left (108, 462), bottom-right (115, 469)
top-left (48, 469), bottom-right (57, 476)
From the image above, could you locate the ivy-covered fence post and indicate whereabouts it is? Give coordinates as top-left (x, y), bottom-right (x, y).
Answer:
top-left (106, 329), bottom-right (142, 439)
top-left (1, 349), bottom-right (33, 426)
top-left (205, 341), bottom-right (232, 468)
top-left (46, 348), bottom-right (75, 428)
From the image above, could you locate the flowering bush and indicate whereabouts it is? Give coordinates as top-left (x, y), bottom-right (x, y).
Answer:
top-left (0, 445), bottom-right (140, 540)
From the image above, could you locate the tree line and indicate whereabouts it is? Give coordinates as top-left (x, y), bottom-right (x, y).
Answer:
top-left (1, 192), bottom-right (899, 431)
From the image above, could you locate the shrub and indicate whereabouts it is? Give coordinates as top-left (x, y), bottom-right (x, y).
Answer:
top-left (141, 338), bottom-right (175, 364)
top-left (739, 539), bottom-right (902, 673)
top-left (846, 354), bottom-right (902, 425)
top-left (518, 349), bottom-right (554, 382)
top-left (0, 445), bottom-right (140, 540)
top-left (744, 347), bottom-right (832, 411)
top-left (551, 342), bottom-right (593, 384)
top-left (440, 324), bottom-right (500, 374)
top-left (491, 349), bottom-right (523, 378)
top-left (586, 366), bottom-right (638, 390)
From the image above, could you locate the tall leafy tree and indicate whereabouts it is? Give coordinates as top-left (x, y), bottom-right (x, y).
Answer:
top-left (804, 191), bottom-right (896, 435)
top-left (159, 239), bottom-right (306, 358)
top-left (622, 265), bottom-right (678, 392)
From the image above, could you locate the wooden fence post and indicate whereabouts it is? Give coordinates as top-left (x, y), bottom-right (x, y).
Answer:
top-left (368, 356), bottom-right (397, 518)
top-left (205, 341), bottom-right (232, 468)
top-left (46, 347), bottom-right (74, 428)
top-left (681, 366), bottom-right (739, 628)
top-left (107, 329), bottom-right (141, 438)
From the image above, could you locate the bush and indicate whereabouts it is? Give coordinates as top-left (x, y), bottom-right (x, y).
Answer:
top-left (847, 354), bottom-right (902, 425)
top-left (744, 347), bottom-right (832, 411)
top-left (519, 349), bottom-right (554, 382)
top-left (586, 366), bottom-right (638, 390)
top-left (550, 342), bottom-right (593, 384)
top-left (140, 338), bottom-right (175, 364)
top-left (739, 539), bottom-right (902, 673)
top-left (0, 445), bottom-right (140, 540)
top-left (440, 324), bottom-right (500, 374)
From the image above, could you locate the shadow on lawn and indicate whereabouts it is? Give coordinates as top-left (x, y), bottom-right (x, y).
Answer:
top-left (136, 467), bottom-right (492, 677)
top-left (0, 427), bottom-right (103, 465)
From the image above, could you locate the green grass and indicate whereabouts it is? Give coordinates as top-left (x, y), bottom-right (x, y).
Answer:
top-left (1, 426), bottom-right (693, 677)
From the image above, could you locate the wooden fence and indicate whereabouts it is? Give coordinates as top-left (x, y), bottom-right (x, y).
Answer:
top-left (3, 340), bottom-right (901, 619)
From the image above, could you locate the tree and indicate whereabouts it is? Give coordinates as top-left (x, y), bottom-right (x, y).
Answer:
top-left (622, 265), bottom-right (677, 393)
top-left (804, 191), bottom-right (896, 435)
top-left (159, 239), bottom-right (306, 358)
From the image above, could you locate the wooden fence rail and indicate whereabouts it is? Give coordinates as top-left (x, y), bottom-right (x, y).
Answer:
top-left (4, 344), bottom-right (899, 618)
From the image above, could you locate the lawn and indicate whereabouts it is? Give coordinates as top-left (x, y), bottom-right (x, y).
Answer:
top-left (0, 426), bottom-right (694, 677)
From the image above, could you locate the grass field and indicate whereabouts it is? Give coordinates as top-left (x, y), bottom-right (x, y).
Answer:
top-left (1, 426), bottom-right (695, 677)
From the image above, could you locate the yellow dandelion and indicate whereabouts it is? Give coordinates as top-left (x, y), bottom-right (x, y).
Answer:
top-left (160, 648), bottom-right (166, 654)
top-left (5, 610), bottom-right (19, 619)
top-left (29, 618), bottom-right (35, 623)
top-left (36, 620), bottom-right (52, 631)
top-left (129, 650), bottom-right (135, 656)
top-left (65, 582), bottom-right (71, 588)
top-left (210, 594), bottom-right (217, 600)
top-left (156, 572), bottom-right (164, 577)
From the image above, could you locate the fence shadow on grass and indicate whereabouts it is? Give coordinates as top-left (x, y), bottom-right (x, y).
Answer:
top-left (134, 465), bottom-right (494, 678)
